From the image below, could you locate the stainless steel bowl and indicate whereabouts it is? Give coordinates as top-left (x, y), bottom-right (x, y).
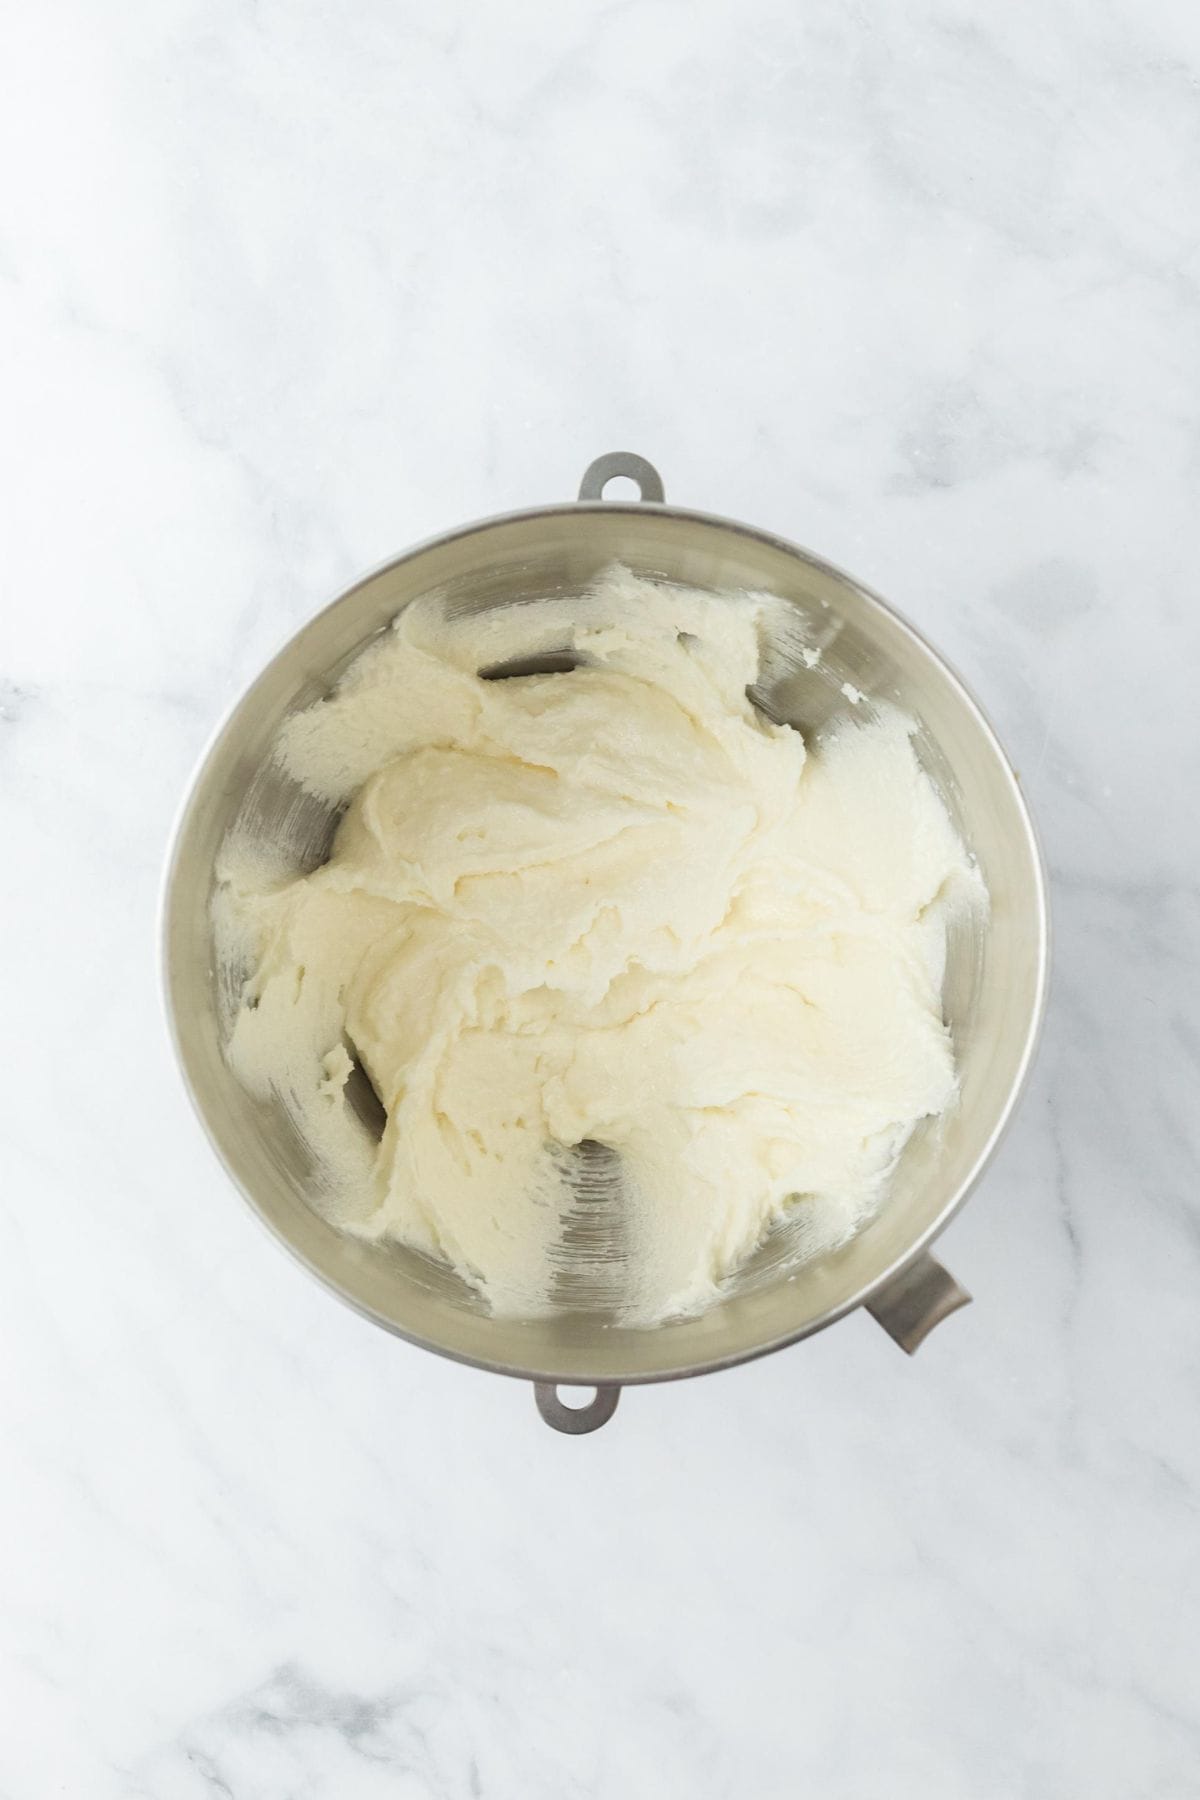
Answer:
top-left (162, 453), bottom-right (1048, 1433)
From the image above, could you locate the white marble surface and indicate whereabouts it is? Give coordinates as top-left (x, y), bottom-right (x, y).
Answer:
top-left (2, 1), bottom-right (1199, 1794)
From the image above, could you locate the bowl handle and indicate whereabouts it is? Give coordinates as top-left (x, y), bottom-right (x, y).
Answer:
top-left (577, 452), bottom-right (665, 504)
top-left (530, 1252), bottom-right (967, 1430)
top-left (865, 1252), bottom-right (971, 1353)
top-left (533, 1382), bottom-right (622, 1434)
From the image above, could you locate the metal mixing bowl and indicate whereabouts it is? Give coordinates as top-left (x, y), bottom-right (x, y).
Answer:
top-left (162, 453), bottom-right (1048, 1433)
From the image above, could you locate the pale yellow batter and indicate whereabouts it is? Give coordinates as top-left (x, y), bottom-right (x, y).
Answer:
top-left (217, 569), bottom-right (982, 1323)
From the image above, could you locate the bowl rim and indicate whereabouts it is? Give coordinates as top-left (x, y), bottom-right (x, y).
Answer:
top-left (160, 494), bottom-right (1051, 1387)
